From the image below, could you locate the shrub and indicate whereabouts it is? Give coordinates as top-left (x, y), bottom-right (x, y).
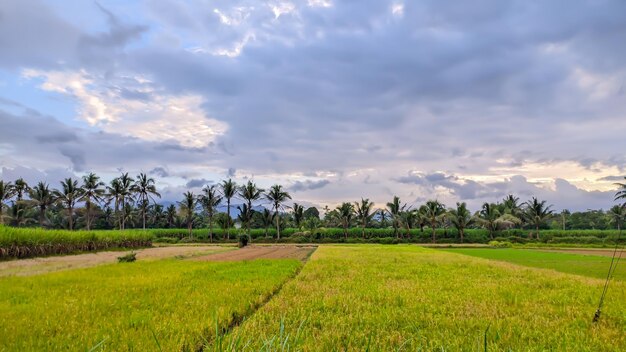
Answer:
top-left (488, 240), bottom-right (513, 248)
top-left (238, 234), bottom-right (249, 248)
top-left (117, 252), bottom-right (137, 263)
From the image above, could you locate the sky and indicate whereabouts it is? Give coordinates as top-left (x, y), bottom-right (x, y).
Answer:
top-left (1, 0), bottom-right (625, 212)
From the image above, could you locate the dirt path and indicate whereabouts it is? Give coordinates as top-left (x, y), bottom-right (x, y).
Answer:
top-left (192, 245), bottom-right (317, 262)
top-left (0, 245), bottom-right (232, 277)
top-left (539, 248), bottom-right (626, 257)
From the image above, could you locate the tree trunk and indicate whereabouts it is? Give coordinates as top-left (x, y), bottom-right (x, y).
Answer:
top-left (39, 206), bottom-right (45, 227)
top-left (209, 214), bottom-right (213, 243)
top-left (460, 228), bottom-right (464, 243)
top-left (68, 205), bottom-right (74, 230)
top-left (276, 210), bottom-right (281, 240)
top-left (142, 201), bottom-right (146, 230)
top-left (536, 224), bottom-right (540, 240)
top-left (226, 200), bottom-right (231, 240)
top-left (431, 223), bottom-right (436, 243)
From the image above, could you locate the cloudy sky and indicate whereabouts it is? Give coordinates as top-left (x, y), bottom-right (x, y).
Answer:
top-left (1, 0), bottom-right (625, 211)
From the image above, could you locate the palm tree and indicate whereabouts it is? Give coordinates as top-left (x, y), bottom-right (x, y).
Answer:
top-left (179, 191), bottom-right (197, 239)
top-left (377, 208), bottom-right (388, 228)
top-left (198, 185), bottom-right (222, 242)
top-left (117, 173), bottom-right (135, 230)
top-left (165, 204), bottom-right (177, 228)
top-left (615, 177), bottom-right (626, 205)
top-left (220, 179), bottom-right (237, 240)
top-left (475, 203), bottom-right (502, 240)
top-left (237, 204), bottom-right (252, 234)
top-left (0, 181), bottom-right (15, 225)
top-left (260, 208), bottom-right (276, 238)
top-left (355, 198), bottom-right (374, 238)
top-left (292, 203), bottom-right (304, 229)
top-left (53, 178), bottom-right (83, 230)
top-left (28, 182), bottom-right (54, 227)
top-left (335, 202), bottom-right (354, 239)
top-left (13, 178), bottom-right (30, 226)
top-left (107, 178), bottom-right (124, 229)
top-left (608, 205), bottom-right (626, 231)
top-left (449, 202), bottom-right (473, 243)
top-left (502, 194), bottom-right (522, 221)
top-left (424, 200), bottom-right (445, 243)
top-left (523, 197), bottom-right (554, 239)
top-left (399, 209), bottom-right (418, 239)
top-left (149, 203), bottom-right (165, 228)
top-left (239, 180), bottom-right (263, 236)
top-left (386, 196), bottom-right (403, 238)
top-left (131, 173), bottom-right (160, 230)
top-left (265, 184), bottom-right (291, 240)
top-left (81, 173), bottom-right (105, 230)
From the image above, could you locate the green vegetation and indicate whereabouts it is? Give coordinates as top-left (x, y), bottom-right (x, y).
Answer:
top-left (209, 246), bottom-right (626, 351)
top-left (0, 258), bottom-right (300, 351)
top-left (0, 226), bottom-right (152, 260)
top-left (442, 248), bottom-right (626, 281)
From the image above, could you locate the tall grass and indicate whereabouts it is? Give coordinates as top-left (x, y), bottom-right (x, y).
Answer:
top-left (0, 226), bottom-right (153, 259)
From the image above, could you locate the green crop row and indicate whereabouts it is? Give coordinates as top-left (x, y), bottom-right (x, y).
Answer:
top-left (0, 226), bottom-right (153, 260)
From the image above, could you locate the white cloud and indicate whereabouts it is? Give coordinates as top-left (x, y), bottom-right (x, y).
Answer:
top-left (23, 69), bottom-right (228, 148)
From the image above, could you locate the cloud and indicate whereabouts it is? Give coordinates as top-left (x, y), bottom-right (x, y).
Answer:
top-left (290, 179), bottom-right (331, 192)
top-left (185, 178), bottom-right (212, 188)
top-left (149, 167), bottom-right (170, 178)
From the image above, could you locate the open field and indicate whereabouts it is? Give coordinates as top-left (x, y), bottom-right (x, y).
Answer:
top-left (442, 248), bottom-right (626, 280)
top-left (209, 245), bottom-right (626, 351)
top-left (2, 244), bottom-right (626, 351)
top-left (193, 245), bottom-right (316, 262)
top-left (0, 245), bottom-right (233, 277)
top-left (0, 257), bottom-right (301, 351)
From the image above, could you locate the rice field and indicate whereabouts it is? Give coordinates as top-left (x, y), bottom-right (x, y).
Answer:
top-left (2, 244), bottom-right (626, 351)
top-left (0, 258), bottom-right (301, 351)
top-left (209, 246), bottom-right (626, 351)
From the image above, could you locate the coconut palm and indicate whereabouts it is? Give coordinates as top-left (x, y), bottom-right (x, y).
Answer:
top-left (179, 191), bottom-right (197, 239)
top-left (292, 203), bottom-right (304, 229)
top-left (165, 204), bottom-right (177, 228)
top-left (131, 173), bottom-right (161, 229)
top-left (0, 181), bottom-right (15, 225)
top-left (53, 178), bottom-right (84, 230)
top-left (608, 205), bottom-right (626, 231)
top-left (238, 180), bottom-right (264, 236)
top-left (386, 196), bottom-right (404, 238)
top-left (355, 198), bottom-right (374, 238)
top-left (12, 178), bottom-right (30, 226)
top-left (523, 197), bottom-right (554, 239)
top-left (220, 179), bottom-right (237, 240)
top-left (81, 173), bottom-right (105, 230)
top-left (377, 208), bottom-right (388, 228)
top-left (615, 177), bottom-right (626, 205)
top-left (28, 182), bottom-right (55, 227)
top-left (265, 184), bottom-right (292, 240)
top-left (198, 185), bottom-right (222, 242)
top-left (399, 209), bottom-right (418, 239)
top-left (260, 208), bottom-right (276, 238)
top-left (475, 203), bottom-right (503, 240)
top-left (107, 178), bottom-right (123, 229)
top-left (149, 203), bottom-right (165, 228)
top-left (335, 202), bottom-right (354, 239)
top-left (237, 204), bottom-right (252, 233)
top-left (448, 202), bottom-right (473, 243)
top-left (117, 173), bottom-right (135, 230)
top-left (424, 200), bottom-right (446, 243)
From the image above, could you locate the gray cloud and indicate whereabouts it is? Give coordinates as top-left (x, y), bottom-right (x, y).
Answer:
top-left (290, 180), bottom-right (331, 192)
top-left (185, 178), bottom-right (212, 188)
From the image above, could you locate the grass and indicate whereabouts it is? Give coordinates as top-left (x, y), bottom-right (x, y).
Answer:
top-left (442, 248), bottom-right (626, 280)
top-left (209, 245), bottom-right (626, 351)
top-left (0, 258), bottom-right (301, 351)
top-left (0, 226), bottom-right (153, 259)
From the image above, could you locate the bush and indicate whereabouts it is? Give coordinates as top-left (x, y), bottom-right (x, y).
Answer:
top-left (238, 234), bottom-right (249, 248)
top-left (117, 252), bottom-right (137, 263)
top-left (488, 240), bottom-right (513, 248)
top-left (154, 237), bottom-right (179, 244)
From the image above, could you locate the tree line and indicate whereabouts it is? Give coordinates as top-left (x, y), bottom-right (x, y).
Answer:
top-left (1, 174), bottom-right (625, 242)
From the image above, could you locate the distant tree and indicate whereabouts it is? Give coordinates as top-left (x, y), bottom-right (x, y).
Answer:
top-left (214, 212), bottom-right (233, 232)
top-left (28, 182), bottom-right (54, 227)
top-left (523, 197), bottom-right (554, 239)
top-left (53, 178), bottom-right (83, 230)
top-left (0, 181), bottom-right (14, 225)
top-left (559, 209), bottom-right (571, 230)
top-left (355, 198), bottom-right (374, 238)
top-left (475, 203), bottom-right (502, 240)
top-left (220, 179), bottom-right (237, 239)
top-left (265, 184), bottom-right (291, 240)
top-left (117, 173), bottom-right (135, 230)
top-left (81, 173), bottom-right (105, 230)
top-left (166, 204), bottom-right (177, 228)
top-left (399, 209), bottom-right (418, 239)
top-left (198, 185), bottom-right (222, 242)
top-left (13, 178), bottom-right (30, 226)
top-left (377, 208), bottom-right (389, 228)
top-left (292, 203), bottom-right (304, 229)
top-left (335, 202), bottom-right (354, 239)
top-left (239, 180), bottom-right (263, 236)
top-left (107, 178), bottom-right (124, 229)
top-left (303, 206), bottom-right (320, 220)
top-left (608, 205), bottom-right (626, 231)
top-left (424, 200), bottom-right (446, 243)
top-left (386, 196), bottom-right (404, 238)
top-left (615, 177), bottom-right (626, 206)
top-left (260, 208), bottom-right (276, 238)
top-left (448, 202), bottom-right (473, 243)
top-left (237, 204), bottom-right (252, 234)
top-left (131, 173), bottom-right (160, 230)
top-left (149, 203), bottom-right (165, 228)
top-left (179, 191), bottom-right (197, 239)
